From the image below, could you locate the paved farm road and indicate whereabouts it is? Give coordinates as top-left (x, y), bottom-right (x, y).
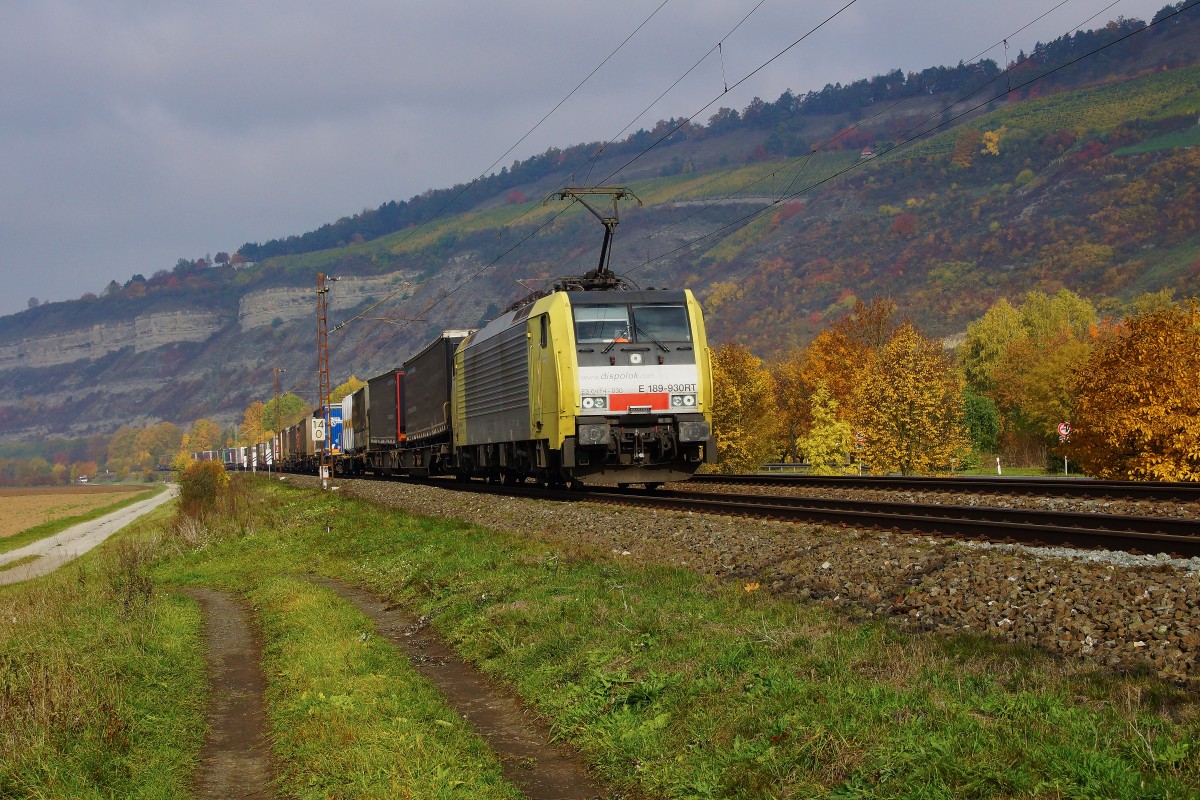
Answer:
top-left (0, 484), bottom-right (177, 585)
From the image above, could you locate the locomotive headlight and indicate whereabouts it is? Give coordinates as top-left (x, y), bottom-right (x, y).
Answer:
top-left (582, 396), bottom-right (607, 410)
top-left (671, 394), bottom-right (697, 408)
top-left (683, 394), bottom-right (696, 407)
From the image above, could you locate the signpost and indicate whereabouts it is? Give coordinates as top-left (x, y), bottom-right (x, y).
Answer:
top-left (1057, 421), bottom-right (1071, 476)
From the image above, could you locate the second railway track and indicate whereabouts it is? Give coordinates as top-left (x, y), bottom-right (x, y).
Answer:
top-left (391, 475), bottom-right (1200, 559)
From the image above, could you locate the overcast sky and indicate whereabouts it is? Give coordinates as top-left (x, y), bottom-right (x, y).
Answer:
top-left (0, 0), bottom-right (1170, 318)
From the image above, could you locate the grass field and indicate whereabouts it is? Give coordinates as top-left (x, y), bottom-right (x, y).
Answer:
top-left (3, 477), bottom-right (1197, 798)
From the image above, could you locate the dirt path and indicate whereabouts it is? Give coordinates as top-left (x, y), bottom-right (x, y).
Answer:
top-left (0, 485), bottom-right (177, 585)
top-left (315, 577), bottom-right (614, 800)
top-left (185, 588), bottom-right (275, 800)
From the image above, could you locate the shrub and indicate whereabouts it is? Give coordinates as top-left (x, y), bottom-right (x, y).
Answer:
top-left (177, 461), bottom-right (230, 517)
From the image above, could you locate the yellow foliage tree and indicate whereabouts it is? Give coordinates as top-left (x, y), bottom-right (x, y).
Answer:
top-left (795, 383), bottom-right (852, 474)
top-left (331, 375), bottom-right (367, 405)
top-left (856, 324), bottom-right (969, 475)
top-left (770, 350), bottom-right (808, 462)
top-left (980, 126), bottom-right (1006, 156)
top-left (1067, 300), bottom-right (1200, 480)
top-left (240, 401), bottom-right (270, 445)
top-left (710, 342), bottom-right (781, 473)
top-left (188, 418), bottom-right (221, 451)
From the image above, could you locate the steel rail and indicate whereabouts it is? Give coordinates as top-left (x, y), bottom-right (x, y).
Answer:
top-left (689, 473), bottom-right (1200, 502)
top-left (583, 488), bottom-right (1200, 558)
top-left (353, 475), bottom-right (1200, 559)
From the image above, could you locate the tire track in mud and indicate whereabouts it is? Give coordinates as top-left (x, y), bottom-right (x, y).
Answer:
top-left (185, 588), bottom-right (275, 800)
top-left (313, 577), bottom-right (615, 800)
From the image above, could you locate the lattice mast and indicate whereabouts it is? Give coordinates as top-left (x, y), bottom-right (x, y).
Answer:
top-left (316, 273), bottom-right (336, 487)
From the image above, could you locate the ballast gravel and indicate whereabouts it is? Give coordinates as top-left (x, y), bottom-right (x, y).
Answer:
top-left (289, 475), bottom-right (1200, 684)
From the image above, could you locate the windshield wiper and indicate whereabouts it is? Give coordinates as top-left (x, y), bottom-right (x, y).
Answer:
top-left (602, 328), bottom-right (630, 354)
top-left (634, 323), bottom-right (670, 352)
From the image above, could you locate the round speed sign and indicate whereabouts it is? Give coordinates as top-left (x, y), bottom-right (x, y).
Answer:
top-left (1057, 421), bottom-right (1071, 438)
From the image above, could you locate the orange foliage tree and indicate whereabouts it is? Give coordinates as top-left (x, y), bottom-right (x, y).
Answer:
top-left (1067, 300), bottom-right (1200, 480)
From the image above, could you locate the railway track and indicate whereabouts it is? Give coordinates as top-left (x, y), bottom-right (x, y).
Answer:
top-left (388, 475), bottom-right (1200, 559)
top-left (689, 473), bottom-right (1200, 502)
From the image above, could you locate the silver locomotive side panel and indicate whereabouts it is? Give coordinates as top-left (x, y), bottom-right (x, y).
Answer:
top-left (460, 320), bottom-right (530, 445)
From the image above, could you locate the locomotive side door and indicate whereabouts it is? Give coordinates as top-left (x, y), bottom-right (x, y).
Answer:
top-left (530, 313), bottom-right (553, 442)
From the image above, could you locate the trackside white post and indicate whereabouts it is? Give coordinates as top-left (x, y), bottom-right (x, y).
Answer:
top-left (996, 456), bottom-right (1002, 476)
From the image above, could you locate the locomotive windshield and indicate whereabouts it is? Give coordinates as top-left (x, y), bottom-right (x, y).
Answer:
top-left (573, 303), bottom-right (691, 344)
top-left (574, 304), bottom-right (629, 344)
top-left (631, 304), bottom-right (691, 343)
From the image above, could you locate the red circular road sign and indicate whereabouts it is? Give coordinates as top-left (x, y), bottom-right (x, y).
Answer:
top-left (1057, 422), bottom-right (1071, 437)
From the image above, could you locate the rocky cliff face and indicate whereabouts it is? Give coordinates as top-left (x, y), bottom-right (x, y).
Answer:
top-left (0, 268), bottom-right (440, 441)
top-left (0, 310), bottom-right (226, 371)
top-left (237, 272), bottom-right (415, 330)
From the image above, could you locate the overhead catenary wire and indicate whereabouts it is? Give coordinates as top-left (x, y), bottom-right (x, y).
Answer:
top-left (330, 0), bottom-right (674, 339)
top-left (647, 0), bottom-right (1080, 240)
top-left (278, 0), bottom-right (1174, 402)
top-left (627, 0), bottom-right (1193, 277)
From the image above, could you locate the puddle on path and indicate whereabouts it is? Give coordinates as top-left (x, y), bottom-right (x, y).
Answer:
top-left (314, 577), bottom-right (616, 800)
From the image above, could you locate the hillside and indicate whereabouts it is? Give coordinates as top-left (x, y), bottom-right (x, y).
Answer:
top-left (1, 4), bottom-right (1199, 441)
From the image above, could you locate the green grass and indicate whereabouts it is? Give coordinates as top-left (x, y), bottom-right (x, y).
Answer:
top-left (250, 576), bottom-right (524, 800)
top-left (5, 476), bottom-right (1196, 797)
top-left (0, 505), bottom-right (206, 799)
top-left (0, 485), bottom-right (161, 556)
top-left (153, 479), bottom-right (1200, 799)
top-left (0, 553), bottom-right (40, 572)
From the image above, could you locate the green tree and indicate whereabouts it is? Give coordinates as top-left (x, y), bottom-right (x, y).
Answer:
top-left (963, 388), bottom-right (1000, 454)
top-left (958, 298), bottom-right (1021, 395)
top-left (262, 394), bottom-right (308, 434)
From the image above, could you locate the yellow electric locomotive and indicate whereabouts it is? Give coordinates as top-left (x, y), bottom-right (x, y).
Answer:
top-left (451, 187), bottom-right (713, 487)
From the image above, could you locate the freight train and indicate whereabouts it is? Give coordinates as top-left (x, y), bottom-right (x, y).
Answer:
top-left (198, 187), bottom-right (716, 487)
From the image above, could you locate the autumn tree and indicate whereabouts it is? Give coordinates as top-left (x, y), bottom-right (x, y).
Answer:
top-left (262, 393), bottom-right (308, 434)
top-left (795, 383), bottom-right (852, 474)
top-left (134, 422), bottom-right (183, 470)
top-left (1067, 300), bottom-right (1200, 480)
top-left (188, 418), bottom-right (222, 451)
top-left (331, 375), bottom-right (366, 405)
top-left (105, 426), bottom-right (141, 478)
top-left (710, 342), bottom-right (781, 473)
top-left (856, 324), bottom-right (969, 475)
top-left (240, 402), bottom-right (270, 445)
top-left (791, 298), bottom-right (901, 433)
top-left (770, 350), bottom-right (808, 462)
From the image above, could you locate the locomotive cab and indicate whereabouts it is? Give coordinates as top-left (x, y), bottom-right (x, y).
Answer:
top-left (565, 289), bottom-right (714, 486)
